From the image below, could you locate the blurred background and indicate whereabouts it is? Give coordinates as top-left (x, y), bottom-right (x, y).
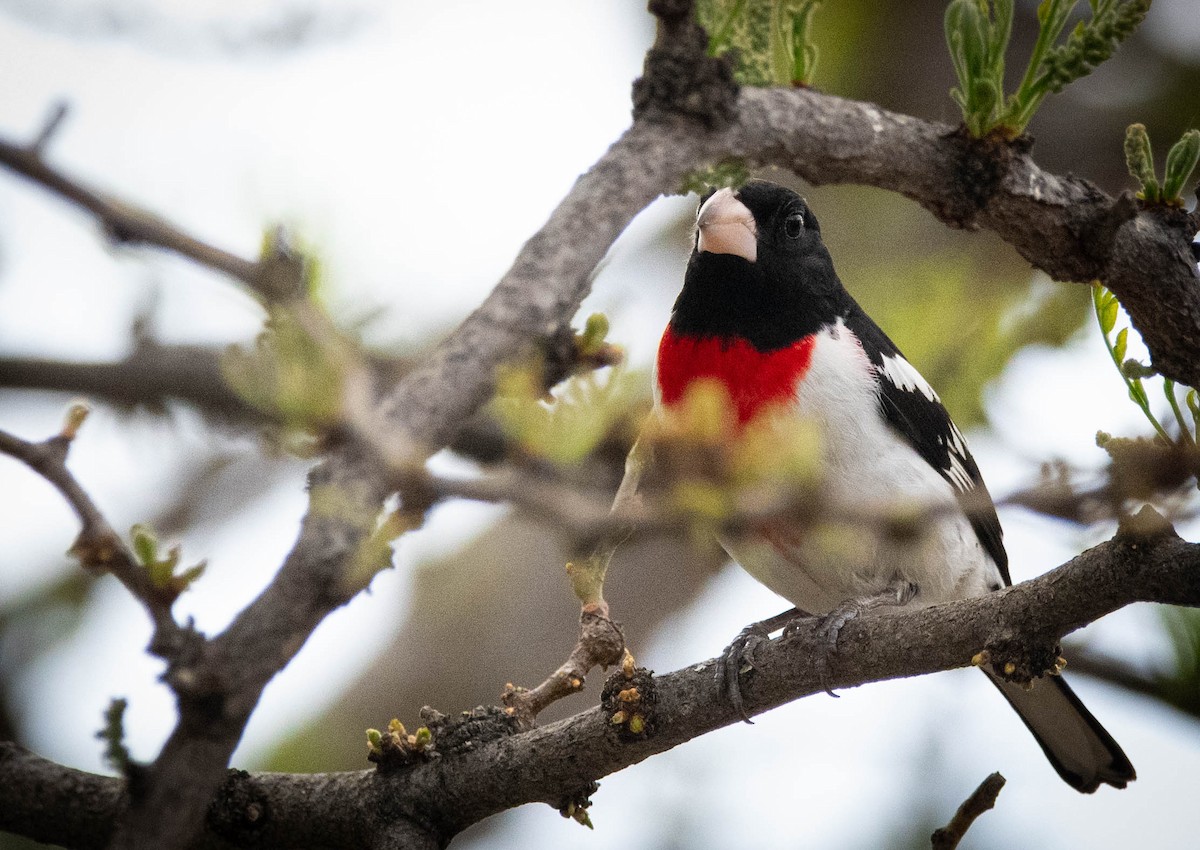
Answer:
top-left (1, 1), bottom-right (1199, 847)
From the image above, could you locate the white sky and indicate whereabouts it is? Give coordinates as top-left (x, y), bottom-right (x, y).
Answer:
top-left (2, 2), bottom-right (1199, 849)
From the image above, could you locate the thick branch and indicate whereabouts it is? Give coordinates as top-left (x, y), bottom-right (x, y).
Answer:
top-left (333, 85), bottom-right (1200, 490)
top-left (4, 525), bottom-right (1197, 848)
top-left (421, 519), bottom-right (1200, 834)
top-left (0, 346), bottom-right (259, 421)
top-left (717, 87), bottom-right (1200, 388)
top-left (372, 117), bottom-right (713, 450)
top-left (0, 348), bottom-right (513, 463)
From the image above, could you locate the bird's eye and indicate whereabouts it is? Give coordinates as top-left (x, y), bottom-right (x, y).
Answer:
top-left (784, 212), bottom-right (804, 238)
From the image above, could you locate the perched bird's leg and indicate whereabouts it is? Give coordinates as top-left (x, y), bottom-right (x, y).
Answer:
top-left (807, 580), bottom-right (919, 696)
top-left (717, 606), bottom-right (806, 723)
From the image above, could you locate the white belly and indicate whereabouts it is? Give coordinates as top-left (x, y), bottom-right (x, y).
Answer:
top-left (721, 323), bottom-right (1001, 614)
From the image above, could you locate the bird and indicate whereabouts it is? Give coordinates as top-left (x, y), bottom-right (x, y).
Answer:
top-left (653, 179), bottom-right (1135, 793)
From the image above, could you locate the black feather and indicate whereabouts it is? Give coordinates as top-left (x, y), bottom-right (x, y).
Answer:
top-left (843, 306), bottom-right (1010, 586)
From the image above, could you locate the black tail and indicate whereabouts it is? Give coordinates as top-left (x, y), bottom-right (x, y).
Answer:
top-left (984, 669), bottom-right (1135, 793)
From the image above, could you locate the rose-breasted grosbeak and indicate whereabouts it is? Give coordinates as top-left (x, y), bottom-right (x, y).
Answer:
top-left (655, 180), bottom-right (1135, 793)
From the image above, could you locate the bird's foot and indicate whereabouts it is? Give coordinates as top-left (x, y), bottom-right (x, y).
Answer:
top-left (716, 607), bottom-right (804, 723)
top-left (810, 581), bottom-right (919, 696)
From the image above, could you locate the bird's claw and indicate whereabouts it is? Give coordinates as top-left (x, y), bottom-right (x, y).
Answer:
top-left (809, 582), bottom-right (917, 697)
top-left (715, 608), bottom-right (802, 723)
top-left (812, 607), bottom-right (859, 697)
top-left (715, 625), bottom-right (771, 724)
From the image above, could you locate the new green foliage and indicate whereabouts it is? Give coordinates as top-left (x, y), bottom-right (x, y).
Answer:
top-left (1092, 283), bottom-right (1197, 447)
top-left (680, 157), bottom-right (751, 196)
top-left (1125, 124), bottom-right (1200, 206)
top-left (491, 365), bottom-right (643, 468)
top-left (945, 0), bottom-right (1150, 138)
top-left (1160, 607), bottom-right (1200, 717)
top-left (945, 0), bottom-right (1014, 138)
top-left (130, 523), bottom-right (207, 596)
top-left (222, 305), bottom-right (350, 435)
top-left (698, 0), bottom-right (823, 86)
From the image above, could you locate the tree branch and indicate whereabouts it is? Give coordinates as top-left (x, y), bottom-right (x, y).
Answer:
top-left (0, 346), bottom-right (261, 422)
top-left (0, 422), bottom-right (186, 655)
top-left (0, 346), bottom-right (517, 463)
top-left (3, 520), bottom-right (1197, 848)
top-left (1065, 644), bottom-right (1200, 721)
top-left (352, 84), bottom-right (1200, 471)
top-left (3, 3), bottom-right (1198, 845)
top-left (931, 772), bottom-right (1006, 850)
top-left (0, 136), bottom-right (262, 292)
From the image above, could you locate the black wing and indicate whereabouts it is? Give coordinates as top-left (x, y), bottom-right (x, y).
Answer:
top-left (843, 308), bottom-right (1010, 586)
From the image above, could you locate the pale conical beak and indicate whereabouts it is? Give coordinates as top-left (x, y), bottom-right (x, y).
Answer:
top-left (696, 188), bottom-right (757, 262)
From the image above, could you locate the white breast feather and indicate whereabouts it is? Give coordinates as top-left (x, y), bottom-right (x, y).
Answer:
top-left (721, 320), bottom-right (1000, 613)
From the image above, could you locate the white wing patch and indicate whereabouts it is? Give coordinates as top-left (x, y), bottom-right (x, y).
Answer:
top-left (879, 353), bottom-right (939, 402)
top-left (941, 423), bottom-right (974, 492)
top-left (878, 352), bottom-right (974, 493)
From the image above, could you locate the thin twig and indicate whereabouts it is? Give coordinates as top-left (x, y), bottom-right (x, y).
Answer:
top-left (421, 464), bottom-right (1141, 553)
top-left (1063, 644), bottom-right (1200, 720)
top-left (0, 420), bottom-right (184, 654)
top-left (30, 101), bottom-right (70, 156)
top-left (931, 772), bottom-right (1006, 850)
top-left (502, 605), bottom-right (626, 725)
top-left (0, 133), bottom-right (262, 291)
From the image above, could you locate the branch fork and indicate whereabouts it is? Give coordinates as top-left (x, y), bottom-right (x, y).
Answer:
top-left (502, 603), bottom-right (626, 726)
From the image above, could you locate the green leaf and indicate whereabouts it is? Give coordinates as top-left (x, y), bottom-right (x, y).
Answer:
top-left (580, 313), bottom-right (610, 356)
top-left (130, 524), bottom-right (158, 567)
top-left (970, 78), bottom-right (1000, 120)
top-left (1004, 0), bottom-right (1147, 135)
top-left (491, 366), bottom-right (645, 467)
top-left (1163, 379), bottom-right (1196, 446)
top-left (680, 157), bottom-right (750, 195)
top-left (1099, 293), bottom-right (1119, 335)
top-left (1163, 129), bottom-right (1200, 202)
top-left (957, 2), bottom-right (989, 78)
top-left (945, 1), bottom-right (971, 82)
top-left (1113, 326), bottom-right (1128, 362)
top-left (1124, 123), bottom-right (1157, 189)
top-left (175, 561), bottom-right (207, 590)
top-left (988, 0), bottom-right (1014, 72)
top-left (945, 1), bottom-right (985, 127)
top-left (698, 0), bottom-right (822, 87)
top-left (789, 0), bottom-right (822, 85)
top-left (1127, 379), bottom-right (1145, 406)
top-left (147, 546), bottom-right (177, 588)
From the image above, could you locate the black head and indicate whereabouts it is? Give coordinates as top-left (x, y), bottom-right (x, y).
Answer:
top-left (672, 180), bottom-right (851, 350)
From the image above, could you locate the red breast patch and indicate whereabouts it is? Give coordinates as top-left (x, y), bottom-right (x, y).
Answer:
top-left (656, 328), bottom-right (816, 426)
